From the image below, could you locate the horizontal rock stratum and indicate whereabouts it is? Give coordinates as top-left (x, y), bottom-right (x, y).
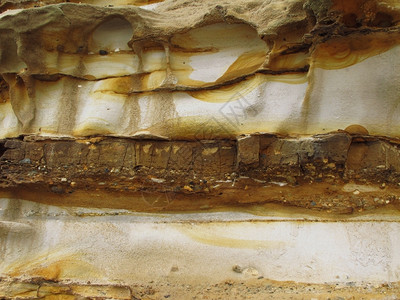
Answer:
top-left (0, 0), bottom-right (400, 138)
top-left (2, 0), bottom-right (400, 299)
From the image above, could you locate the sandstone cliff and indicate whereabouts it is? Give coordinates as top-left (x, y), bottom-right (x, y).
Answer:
top-left (1, 1), bottom-right (400, 298)
top-left (0, 0), bottom-right (400, 138)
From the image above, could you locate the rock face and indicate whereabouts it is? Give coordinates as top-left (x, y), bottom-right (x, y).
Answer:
top-left (2, 0), bottom-right (400, 298)
top-left (1, 0), bottom-right (400, 139)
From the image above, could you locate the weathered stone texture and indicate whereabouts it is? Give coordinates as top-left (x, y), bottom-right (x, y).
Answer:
top-left (1, 0), bottom-right (400, 139)
top-left (1, 133), bottom-right (400, 195)
top-left (1, 0), bottom-right (400, 296)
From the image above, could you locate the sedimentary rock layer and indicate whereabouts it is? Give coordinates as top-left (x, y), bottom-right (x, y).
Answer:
top-left (2, 132), bottom-right (400, 213)
top-left (2, 201), bottom-right (400, 296)
top-left (2, 1), bottom-right (400, 296)
top-left (0, 0), bottom-right (400, 138)
top-left (1, 277), bottom-right (399, 300)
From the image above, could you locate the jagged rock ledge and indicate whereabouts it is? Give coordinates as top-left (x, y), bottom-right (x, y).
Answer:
top-left (2, 132), bottom-right (400, 213)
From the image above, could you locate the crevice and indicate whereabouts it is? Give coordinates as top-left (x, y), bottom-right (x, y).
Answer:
top-left (121, 144), bottom-right (128, 170)
top-left (122, 66), bottom-right (309, 95)
top-left (21, 65), bottom-right (310, 93)
top-left (0, 140), bottom-right (6, 158)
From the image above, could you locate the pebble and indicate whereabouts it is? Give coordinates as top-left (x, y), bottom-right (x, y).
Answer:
top-left (170, 265), bottom-right (179, 272)
top-left (151, 178), bottom-right (166, 183)
top-left (232, 265), bottom-right (243, 273)
top-left (19, 158), bottom-right (31, 164)
top-left (183, 185), bottom-right (193, 192)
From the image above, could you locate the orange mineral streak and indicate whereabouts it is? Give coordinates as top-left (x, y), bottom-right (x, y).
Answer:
top-left (188, 73), bottom-right (307, 104)
top-left (312, 32), bottom-right (400, 70)
top-left (268, 51), bottom-right (309, 71)
top-left (7, 253), bottom-right (99, 281)
top-left (215, 51), bottom-right (266, 84)
top-left (177, 224), bottom-right (288, 249)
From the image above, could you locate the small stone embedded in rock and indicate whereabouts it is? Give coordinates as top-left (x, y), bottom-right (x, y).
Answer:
top-left (170, 265), bottom-right (179, 272)
top-left (232, 265), bottom-right (243, 273)
top-left (183, 185), bottom-right (193, 192)
top-left (19, 158), bottom-right (31, 164)
top-left (151, 177), bottom-right (166, 183)
top-left (99, 50), bottom-right (108, 55)
top-left (237, 136), bottom-right (260, 167)
top-left (344, 124), bottom-right (369, 135)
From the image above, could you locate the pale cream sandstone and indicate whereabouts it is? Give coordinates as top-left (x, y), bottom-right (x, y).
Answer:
top-left (0, 0), bottom-right (399, 139)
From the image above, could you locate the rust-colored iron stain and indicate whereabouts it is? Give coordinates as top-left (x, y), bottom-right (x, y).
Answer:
top-left (216, 51), bottom-right (266, 83)
top-left (2, 181), bottom-right (400, 218)
top-left (300, 32), bottom-right (400, 134)
top-left (312, 33), bottom-right (400, 70)
top-left (188, 73), bottom-right (307, 104)
top-left (7, 253), bottom-right (99, 281)
top-left (177, 224), bottom-right (290, 249)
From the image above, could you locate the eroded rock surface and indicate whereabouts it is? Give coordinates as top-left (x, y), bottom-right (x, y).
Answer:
top-left (2, 0), bottom-right (400, 298)
top-left (0, 0), bottom-right (400, 138)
